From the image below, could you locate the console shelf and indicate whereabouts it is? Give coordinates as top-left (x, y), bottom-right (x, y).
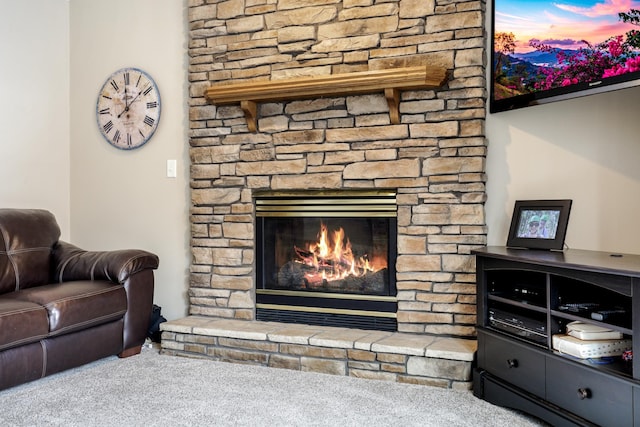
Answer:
top-left (473, 246), bottom-right (640, 426)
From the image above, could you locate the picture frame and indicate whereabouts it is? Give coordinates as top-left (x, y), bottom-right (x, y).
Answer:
top-left (506, 200), bottom-right (572, 250)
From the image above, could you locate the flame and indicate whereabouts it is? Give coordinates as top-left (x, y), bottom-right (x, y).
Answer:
top-left (294, 222), bottom-right (386, 286)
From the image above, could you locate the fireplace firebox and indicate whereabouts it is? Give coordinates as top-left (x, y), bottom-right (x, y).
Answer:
top-left (255, 191), bottom-right (397, 331)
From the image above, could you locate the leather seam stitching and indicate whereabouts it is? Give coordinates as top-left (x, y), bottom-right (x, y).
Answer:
top-left (40, 341), bottom-right (47, 378)
top-left (0, 334), bottom-right (49, 352)
top-left (117, 253), bottom-right (148, 282)
top-left (56, 250), bottom-right (82, 282)
top-left (47, 310), bottom-right (127, 336)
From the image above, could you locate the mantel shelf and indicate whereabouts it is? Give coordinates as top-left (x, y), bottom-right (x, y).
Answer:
top-left (204, 65), bottom-right (448, 132)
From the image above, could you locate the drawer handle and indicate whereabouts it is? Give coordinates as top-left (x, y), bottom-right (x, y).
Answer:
top-left (506, 359), bottom-right (518, 368)
top-left (577, 388), bottom-right (592, 400)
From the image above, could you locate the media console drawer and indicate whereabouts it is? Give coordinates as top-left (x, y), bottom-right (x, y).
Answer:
top-left (546, 354), bottom-right (633, 426)
top-left (483, 331), bottom-right (545, 397)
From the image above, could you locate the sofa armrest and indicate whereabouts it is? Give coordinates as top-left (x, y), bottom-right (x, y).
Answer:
top-left (52, 241), bottom-right (159, 284)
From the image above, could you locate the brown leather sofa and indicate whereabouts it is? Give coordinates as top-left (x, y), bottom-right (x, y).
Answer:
top-left (0, 209), bottom-right (159, 391)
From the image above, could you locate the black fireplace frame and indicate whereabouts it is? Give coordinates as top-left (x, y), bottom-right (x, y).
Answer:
top-left (254, 190), bottom-right (398, 332)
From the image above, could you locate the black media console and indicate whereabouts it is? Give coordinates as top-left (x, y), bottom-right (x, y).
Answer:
top-left (473, 246), bottom-right (640, 426)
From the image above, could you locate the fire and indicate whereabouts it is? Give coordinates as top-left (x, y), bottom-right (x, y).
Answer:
top-left (294, 222), bottom-right (385, 286)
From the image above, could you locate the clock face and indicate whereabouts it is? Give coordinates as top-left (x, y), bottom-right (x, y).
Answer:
top-left (96, 67), bottom-right (161, 150)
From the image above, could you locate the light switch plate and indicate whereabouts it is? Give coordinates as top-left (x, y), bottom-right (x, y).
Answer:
top-left (167, 159), bottom-right (177, 178)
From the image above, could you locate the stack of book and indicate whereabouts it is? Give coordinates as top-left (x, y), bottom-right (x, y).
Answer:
top-left (552, 321), bottom-right (631, 359)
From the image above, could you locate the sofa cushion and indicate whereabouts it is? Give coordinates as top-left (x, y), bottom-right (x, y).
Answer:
top-left (0, 298), bottom-right (49, 351)
top-left (0, 209), bottom-right (61, 294)
top-left (12, 281), bottom-right (127, 336)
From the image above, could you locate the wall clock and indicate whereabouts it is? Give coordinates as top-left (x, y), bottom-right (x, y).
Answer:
top-left (96, 67), bottom-right (161, 150)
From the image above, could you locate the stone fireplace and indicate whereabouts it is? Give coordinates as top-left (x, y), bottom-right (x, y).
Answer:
top-left (161, 0), bottom-right (486, 389)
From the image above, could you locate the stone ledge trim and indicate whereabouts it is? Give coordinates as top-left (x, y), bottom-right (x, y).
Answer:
top-left (162, 316), bottom-right (476, 361)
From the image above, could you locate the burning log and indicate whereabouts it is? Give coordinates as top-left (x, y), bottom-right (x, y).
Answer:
top-left (277, 221), bottom-right (388, 293)
top-left (294, 246), bottom-right (354, 271)
top-left (276, 261), bottom-right (309, 288)
top-left (329, 268), bottom-right (387, 293)
top-left (277, 260), bottom-right (387, 294)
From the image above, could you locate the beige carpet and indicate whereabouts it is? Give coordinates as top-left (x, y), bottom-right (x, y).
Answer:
top-left (0, 345), bottom-right (545, 426)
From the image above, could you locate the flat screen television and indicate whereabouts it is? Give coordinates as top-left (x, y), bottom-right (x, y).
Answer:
top-left (491, 1), bottom-right (640, 113)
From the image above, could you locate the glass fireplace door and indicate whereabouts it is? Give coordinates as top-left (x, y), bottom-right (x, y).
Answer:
top-left (255, 191), bottom-right (397, 331)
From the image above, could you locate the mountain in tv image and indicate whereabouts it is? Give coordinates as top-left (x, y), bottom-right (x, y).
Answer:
top-left (493, 50), bottom-right (575, 99)
top-left (493, 5), bottom-right (640, 101)
top-left (511, 50), bottom-right (575, 67)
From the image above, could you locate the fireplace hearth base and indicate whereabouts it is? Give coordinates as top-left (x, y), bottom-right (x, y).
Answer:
top-left (161, 316), bottom-right (477, 390)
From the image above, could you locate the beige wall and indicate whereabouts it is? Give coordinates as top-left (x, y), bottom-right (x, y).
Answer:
top-left (0, 0), bottom-right (71, 237)
top-left (69, 0), bottom-right (190, 320)
top-left (3, 0), bottom-right (640, 321)
top-left (2, 0), bottom-right (190, 320)
top-left (485, 87), bottom-right (640, 254)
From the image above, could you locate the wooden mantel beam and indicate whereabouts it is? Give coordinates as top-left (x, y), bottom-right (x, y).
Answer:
top-left (205, 65), bottom-right (448, 131)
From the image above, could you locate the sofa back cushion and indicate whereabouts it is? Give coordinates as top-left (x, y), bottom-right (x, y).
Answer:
top-left (0, 209), bottom-right (60, 294)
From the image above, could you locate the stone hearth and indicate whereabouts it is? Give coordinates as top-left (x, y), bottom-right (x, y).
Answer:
top-left (161, 317), bottom-right (476, 389)
top-left (161, 0), bottom-right (486, 389)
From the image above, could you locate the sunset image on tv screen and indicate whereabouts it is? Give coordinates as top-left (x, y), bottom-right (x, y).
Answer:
top-left (493, 0), bottom-right (640, 102)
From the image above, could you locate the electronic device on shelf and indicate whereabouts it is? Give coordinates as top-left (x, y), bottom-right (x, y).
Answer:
top-left (557, 302), bottom-right (629, 326)
top-left (553, 334), bottom-right (632, 359)
top-left (489, 308), bottom-right (547, 345)
top-left (557, 302), bottom-right (601, 314)
top-left (566, 321), bottom-right (623, 341)
top-left (511, 284), bottom-right (544, 305)
top-left (491, 283), bottom-right (545, 306)
top-left (591, 308), bottom-right (627, 322)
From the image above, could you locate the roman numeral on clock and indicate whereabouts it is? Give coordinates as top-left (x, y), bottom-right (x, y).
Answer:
top-left (98, 107), bottom-right (110, 115)
top-left (143, 116), bottom-right (155, 127)
top-left (103, 121), bottom-right (114, 134)
top-left (143, 85), bottom-right (153, 96)
top-left (147, 101), bottom-right (158, 109)
top-left (124, 72), bottom-right (130, 86)
top-left (110, 80), bottom-right (119, 91)
top-left (113, 130), bottom-right (121, 144)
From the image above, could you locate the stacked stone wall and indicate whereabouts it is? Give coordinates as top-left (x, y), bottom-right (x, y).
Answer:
top-left (187, 0), bottom-right (487, 338)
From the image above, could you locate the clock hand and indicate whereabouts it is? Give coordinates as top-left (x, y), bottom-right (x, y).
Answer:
top-left (117, 88), bottom-right (145, 118)
top-left (117, 106), bottom-right (128, 119)
top-left (117, 89), bottom-right (144, 118)
top-left (128, 88), bottom-right (144, 106)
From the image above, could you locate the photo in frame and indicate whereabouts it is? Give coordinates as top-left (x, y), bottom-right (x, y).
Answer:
top-left (506, 200), bottom-right (572, 250)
